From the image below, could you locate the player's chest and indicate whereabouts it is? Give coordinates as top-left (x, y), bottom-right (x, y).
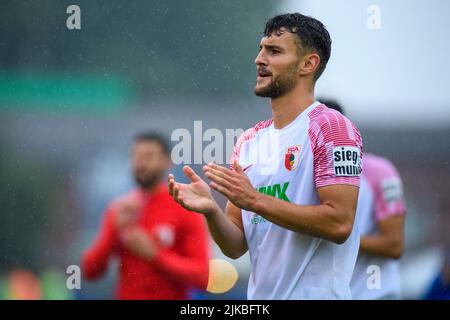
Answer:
top-left (240, 126), bottom-right (311, 187)
top-left (136, 204), bottom-right (180, 247)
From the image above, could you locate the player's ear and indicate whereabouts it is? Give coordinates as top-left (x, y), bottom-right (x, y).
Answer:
top-left (299, 53), bottom-right (320, 77)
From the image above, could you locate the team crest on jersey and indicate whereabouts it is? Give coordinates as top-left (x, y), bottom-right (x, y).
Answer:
top-left (284, 145), bottom-right (301, 171)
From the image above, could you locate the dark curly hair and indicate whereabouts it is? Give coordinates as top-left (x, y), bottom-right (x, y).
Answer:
top-left (133, 131), bottom-right (171, 156)
top-left (264, 13), bottom-right (332, 81)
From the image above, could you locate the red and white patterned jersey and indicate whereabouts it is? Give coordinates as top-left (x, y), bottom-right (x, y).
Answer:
top-left (230, 101), bottom-right (363, 299)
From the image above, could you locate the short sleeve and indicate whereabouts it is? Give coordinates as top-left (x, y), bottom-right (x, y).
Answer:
top-left (372, 161), bottom-right (406, 221)
top-left (308, 110), bottom-right (363, 188)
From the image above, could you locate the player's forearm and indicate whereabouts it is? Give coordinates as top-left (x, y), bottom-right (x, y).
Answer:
top-left (82, 237), bottom-right (115, 279)
top-left (205, 204), bottom-right (247, 259)
top-left (153, 252), bottom-right (209, 288)
top-left (253, 194), bottom-right (354, 244)
top-left (360, 234), bottom-right (403, 259)
top-left (82, 223), bottom-right (117, 279)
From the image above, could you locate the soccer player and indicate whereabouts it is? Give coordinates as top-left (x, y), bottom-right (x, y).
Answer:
top-left (323, 99), bottom-right (406, 299)
top-left (168, 13), bottom-right (363, 299)
top-left (82, 132), bottom-right (210, 299)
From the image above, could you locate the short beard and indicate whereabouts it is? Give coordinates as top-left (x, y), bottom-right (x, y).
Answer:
top-left (254, 62), bottom-right (299, 98)
top-left (134, 173), bottom-right (161, 190)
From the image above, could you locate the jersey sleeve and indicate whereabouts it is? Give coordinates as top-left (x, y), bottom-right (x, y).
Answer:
top-left (308, 110), bottom-right (363, 188)
top-left (81, 206), bottom-right (119, 280)
top-left (371, 160), bottom-right (406, 221)
top-left (229, 127), bottom-right (253, 171)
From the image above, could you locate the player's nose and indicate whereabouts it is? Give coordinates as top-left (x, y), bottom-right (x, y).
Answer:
top-left (254, 50), bottom-right (267, 66)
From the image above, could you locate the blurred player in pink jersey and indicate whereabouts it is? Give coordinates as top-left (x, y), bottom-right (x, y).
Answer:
top-left (322, 98), bottom-right (406, 299)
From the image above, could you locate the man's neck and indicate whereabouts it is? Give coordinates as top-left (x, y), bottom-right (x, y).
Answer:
top-left (270, 83), bottom-right (315, 129)
top-left (140, 182), bottom-right (162, 195)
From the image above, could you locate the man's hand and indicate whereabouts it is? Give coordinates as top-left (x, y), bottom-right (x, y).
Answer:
top-left (114, 195), bottom-right (142, 230)
top-left (203, 160), bottom-right (260, 211)
top-left (168, 165), bottom-right (218, 215)
top-left (120, 227), bottom-right (158, 261)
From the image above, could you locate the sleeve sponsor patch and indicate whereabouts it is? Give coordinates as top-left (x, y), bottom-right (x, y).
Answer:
top-left (381, 177), bottom-right (404, 203)
top-left (332, 146), bottom-right (362, 177)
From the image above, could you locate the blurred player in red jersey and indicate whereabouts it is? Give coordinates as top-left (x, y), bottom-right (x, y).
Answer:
top-left (82, 132), bottom-right (210, 299)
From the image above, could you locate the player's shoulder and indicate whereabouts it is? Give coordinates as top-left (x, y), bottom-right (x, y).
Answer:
top-left (237, 118), bottom-right (273, 144)
top-left (252, 118), bottom-right (274, 131)
top-left (108, 189), bottom-right (140, 210)
top-left (308, 103), bottom-right (357, 130)
top-left (247, 118), bottom-right (273, 136)
top-left (364, 153), bottom-right (400, 175)
top-left (363, 154), bottom-right (403, 189)
top-left (308, 103), bottom-right (362, 146)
